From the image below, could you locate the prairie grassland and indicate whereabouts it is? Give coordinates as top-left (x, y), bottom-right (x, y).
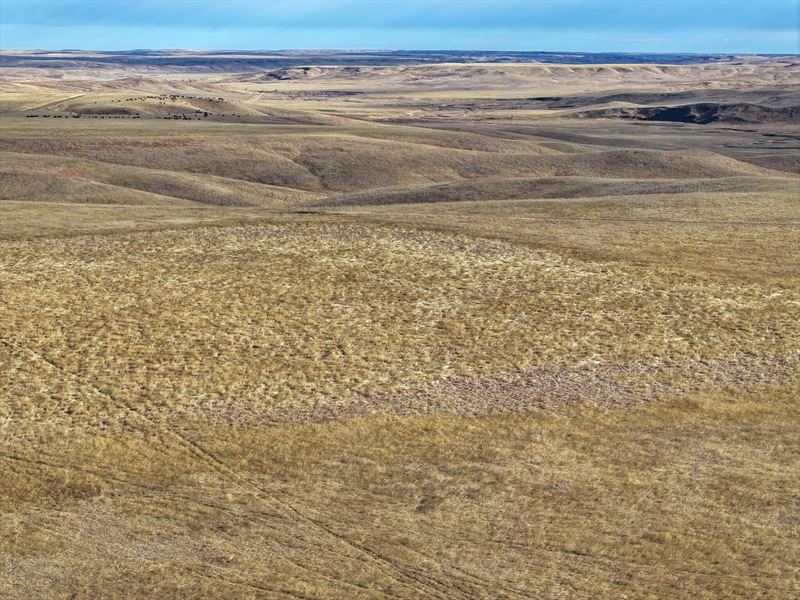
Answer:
top-left (2, 222), bottom-right (797, 425)
top-left (1, 55), bottom-right (799, 598)
top-left (2, 219), bottom-right (798, 598)
top-left (2, 388), bottom-right (798, 599)
top-left (331, 189), bottom-right (800, 278)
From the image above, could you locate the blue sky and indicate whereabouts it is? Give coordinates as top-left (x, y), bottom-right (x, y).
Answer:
top-left (1, 1), bottom-right (798, 53)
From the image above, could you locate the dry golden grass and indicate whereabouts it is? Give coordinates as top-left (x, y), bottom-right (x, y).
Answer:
top-left (331, 189), bottom-right (800, 279)
top-left (0, 151), bottom-right (323, 208)
top-left (2, 222), bottom-right (797, 422)
top-left (2, 371), bottom-right (798, 598)
top-left (1, 56), bottom-right (798, 598)
top-left (2, 220), bottom-right (798, 598)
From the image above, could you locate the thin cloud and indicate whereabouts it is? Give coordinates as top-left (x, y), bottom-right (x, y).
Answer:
top-left (1, 0), bottom-right (798, 52)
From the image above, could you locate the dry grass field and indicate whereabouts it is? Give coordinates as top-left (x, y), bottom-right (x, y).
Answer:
top-left (1, 51), bottom-right (799, 599)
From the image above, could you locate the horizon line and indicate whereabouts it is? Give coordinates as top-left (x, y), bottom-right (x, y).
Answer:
top-left (2, 48), bottom-right (799, 56)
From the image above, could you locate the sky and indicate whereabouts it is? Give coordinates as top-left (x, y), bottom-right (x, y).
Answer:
top-left (1, 0), bottom-right (798, 54)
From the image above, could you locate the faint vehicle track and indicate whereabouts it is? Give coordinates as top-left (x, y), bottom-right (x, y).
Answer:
top-left (0, 335), bottom-right (520, 599)
top-left (26, 94), bottom-right (85, 111)
top-left (1, 452), bottom-right (410, 599)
